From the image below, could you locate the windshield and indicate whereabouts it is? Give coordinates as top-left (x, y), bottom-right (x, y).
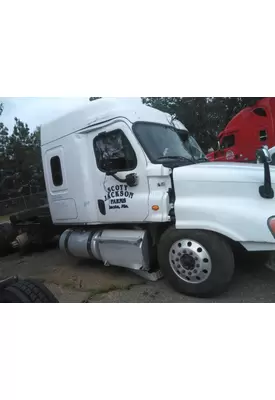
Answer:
top-left (181, 134), bottom-right (205, 160)
top-left (133, 122), bottom-right (206, 163)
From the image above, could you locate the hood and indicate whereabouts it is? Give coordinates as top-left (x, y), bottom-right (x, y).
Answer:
top-left (173, 162), bottom-right (275, 184)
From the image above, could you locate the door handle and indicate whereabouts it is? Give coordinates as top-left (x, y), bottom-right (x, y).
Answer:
top-left (97, 200), bottom-right (106, 216)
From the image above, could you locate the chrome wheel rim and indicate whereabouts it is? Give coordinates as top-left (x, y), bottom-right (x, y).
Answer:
top-left (169, 239), bottom-right (212, 284)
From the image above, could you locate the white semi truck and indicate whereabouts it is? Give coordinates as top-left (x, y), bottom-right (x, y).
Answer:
top-left (9, 98), bottom-right (275, 297)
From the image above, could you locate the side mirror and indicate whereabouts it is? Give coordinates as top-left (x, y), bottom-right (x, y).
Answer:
top-left (212, 141), bottom-right (220, 152)
top-left (256, 146), bottom-right (271, 164)
top-left (257, 146), bottom-right (274, 199)
top-left (105, 171), bottom-right (138, 187)
top-left (125, 173), bottom-right (138, 187)
top-left (269, 147), bottom-right (275, 165)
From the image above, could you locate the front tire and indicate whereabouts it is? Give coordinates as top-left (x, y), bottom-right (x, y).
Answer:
top-left (158, 228), bottom-right (235, 298)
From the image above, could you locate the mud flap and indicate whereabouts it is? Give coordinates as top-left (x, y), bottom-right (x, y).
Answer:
top-left (265, 252), bottom-right (275, 272)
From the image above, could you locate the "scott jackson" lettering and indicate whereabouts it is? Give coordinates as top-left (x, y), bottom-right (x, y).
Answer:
top-left (104, 185), bottom-right (134, 202)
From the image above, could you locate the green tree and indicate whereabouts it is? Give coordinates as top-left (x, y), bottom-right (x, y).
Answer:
top-left (4, 118), bottom-right (43, 186)
top-left (0, 122), bottom-right (9, 160)
top-left (0, 103), bottom-right (9, 171)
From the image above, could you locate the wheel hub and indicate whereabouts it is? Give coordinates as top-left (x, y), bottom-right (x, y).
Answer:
top-left (169, 239), bottom-right (212, 284)
top-left (180, 254), bottom-right (195, 270)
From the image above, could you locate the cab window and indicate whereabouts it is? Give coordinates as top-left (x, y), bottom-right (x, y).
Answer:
top-left (253, 108), bottom-right (267, 117)
top-left (50, 156), bottom-right (63, 187)
top-left (259, 130), bottom-right (268, 142)
top-left (94, 129), bottom-right (137, 172)
top-left (220, 134), bottom-right (235, 149)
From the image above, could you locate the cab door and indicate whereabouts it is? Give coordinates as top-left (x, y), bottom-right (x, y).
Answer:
top-left (218, 133), bottom-right (237, 161)
top-left (92, 121), bottom-right (150, 223)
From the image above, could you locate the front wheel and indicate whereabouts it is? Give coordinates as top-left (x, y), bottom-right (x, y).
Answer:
top-left (158, 228), bottom-right (235, 298)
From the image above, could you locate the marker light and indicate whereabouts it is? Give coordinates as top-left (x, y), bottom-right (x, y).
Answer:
top-left (267, 217), bottom-right (275, 237)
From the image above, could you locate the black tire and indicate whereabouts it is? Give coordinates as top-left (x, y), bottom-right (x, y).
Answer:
top-left (0, 223), bottom-right (17, 257)
top-left (158, 228), bottom-right (235, 298)
top-left (0, 231), bottom-right (9, 257)
top-left (0, 279), bottom-right (59, 303)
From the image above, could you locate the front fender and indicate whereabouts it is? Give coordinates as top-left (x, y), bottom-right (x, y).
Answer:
top-left (174, 195), bottom-right (275, 244)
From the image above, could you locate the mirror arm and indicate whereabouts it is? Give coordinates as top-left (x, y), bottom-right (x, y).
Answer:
top-left (106, 171), bottom-right (126, 183)
top-left (259, 161), bottom-right (274, 199)
top-left (106, 171), bottom-right (138, 187)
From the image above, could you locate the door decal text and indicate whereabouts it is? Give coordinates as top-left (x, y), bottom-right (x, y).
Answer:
top-left (104, 185), bottom-right (134, 210)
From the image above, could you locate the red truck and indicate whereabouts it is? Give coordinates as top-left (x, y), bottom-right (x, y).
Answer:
top-left (207, 97), bottom-right (275, 163)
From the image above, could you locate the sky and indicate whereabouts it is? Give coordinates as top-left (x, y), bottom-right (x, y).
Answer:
top-left (0, 97), bottom-right (89, 132)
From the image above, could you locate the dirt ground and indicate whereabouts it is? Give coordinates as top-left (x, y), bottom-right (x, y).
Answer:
top-left (1, 245), bottom-right (275, 302)
top-left (0, 245), bottom-right (145, 302)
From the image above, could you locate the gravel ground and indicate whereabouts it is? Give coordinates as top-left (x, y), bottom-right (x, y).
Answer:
top-left (1, 247), bottom-right (275, 302)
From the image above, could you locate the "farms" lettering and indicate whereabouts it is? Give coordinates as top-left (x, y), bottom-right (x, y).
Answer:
top-left (104, 185), bottom-right (134, 210)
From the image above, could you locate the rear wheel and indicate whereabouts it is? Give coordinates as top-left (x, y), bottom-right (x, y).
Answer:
top-left (158, 228), bottom-right (235, 298)
top-left (0, 279), bottom-right (59, 303)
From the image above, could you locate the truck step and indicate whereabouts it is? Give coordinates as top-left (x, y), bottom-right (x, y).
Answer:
top-left (133, 269), bottom-right (164, 282)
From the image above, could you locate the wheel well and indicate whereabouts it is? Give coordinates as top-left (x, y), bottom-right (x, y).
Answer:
top-left (216, 232), bottom-right (248, 260)
top-left (153, 225), bottom-right (247, 258)
top-left (148, 223), bottom-right (172, 246)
